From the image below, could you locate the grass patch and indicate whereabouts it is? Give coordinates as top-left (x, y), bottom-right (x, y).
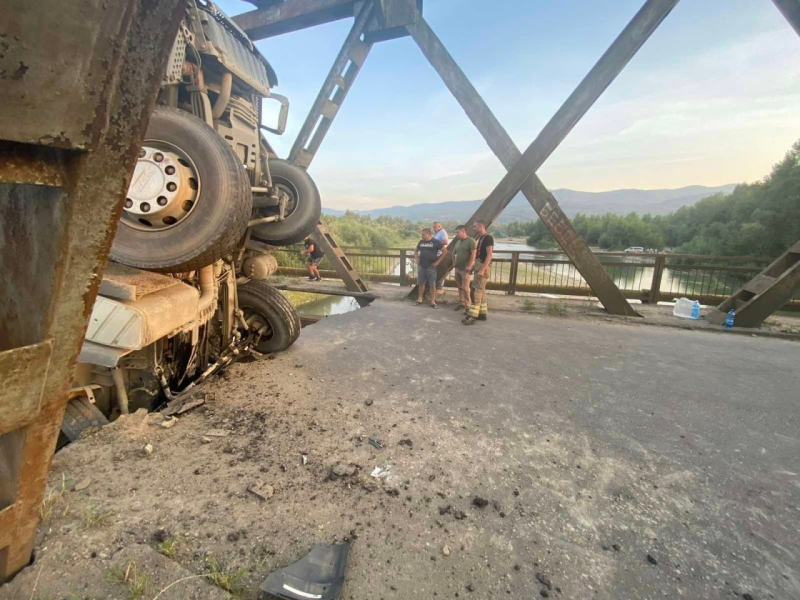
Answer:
top-left (546, 302), bottom-right (568, 317)
top-left (107, 562), bottom-right (150, 600)
top-left (83, 506), bottom-right (113, 529)
top-left (521, 299), bottom-right (537, 312)
top-left (155, 536), bottom-right (178, 559)
top-left (40, 474), bottom-right (69, 524)
top-left (205, 556), bottom-right (246, 596)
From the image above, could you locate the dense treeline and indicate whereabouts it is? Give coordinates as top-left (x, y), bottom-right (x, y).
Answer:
top-left (526, 140), bottom-right (800, 257)
top-left (320, 140), bottom-right (799, 258)
top-left (323, 213), bottom-right (422, 248)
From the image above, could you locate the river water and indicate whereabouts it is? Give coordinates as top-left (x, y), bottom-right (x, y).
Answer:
top-left (290, 241), bottom-right (731, 317)
top-left (293, 292), bottom-right (362, 318)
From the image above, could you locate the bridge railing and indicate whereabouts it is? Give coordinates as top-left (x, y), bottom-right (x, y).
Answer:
top-left (271, 247), bottom-right (799, 310)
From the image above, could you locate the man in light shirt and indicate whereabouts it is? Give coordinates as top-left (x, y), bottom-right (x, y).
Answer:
top-left (432, 221), bottom-right (448, 292)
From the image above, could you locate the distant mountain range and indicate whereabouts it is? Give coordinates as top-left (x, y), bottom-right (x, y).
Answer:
top-left (323, 184), bottom-right (737, 223)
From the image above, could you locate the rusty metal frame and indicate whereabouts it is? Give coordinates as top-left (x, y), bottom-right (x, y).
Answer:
top-left (235, 0), bottom-right (800, 315)
top-left (405, 16), bottom-right (647, 316)
top-left (0, 0), bottom-right (184, 581)
top-left (287, 0), bottom-right (378, 293)
top-left (772, 0), bottom-right (800, 37)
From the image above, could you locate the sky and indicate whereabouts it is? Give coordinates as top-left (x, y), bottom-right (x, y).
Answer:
top-left (216, 0), bottom-right (800, 210)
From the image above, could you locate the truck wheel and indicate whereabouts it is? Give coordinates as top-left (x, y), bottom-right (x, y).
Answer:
top-left (237, 281), bottom-right (301, 353)
top-left (250, 159), bottom-right (321, 246)
top-left (111, 107), bottom-right (251, 273)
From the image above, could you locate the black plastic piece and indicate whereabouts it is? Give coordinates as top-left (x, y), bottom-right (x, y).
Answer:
top-left (260, 543), bottom-right (350, 600)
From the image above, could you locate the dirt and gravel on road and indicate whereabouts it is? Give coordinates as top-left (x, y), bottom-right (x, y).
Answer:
top-left (3, 299), bottom-right (797, 600)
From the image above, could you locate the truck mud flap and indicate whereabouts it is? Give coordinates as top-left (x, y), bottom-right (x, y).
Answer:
top-left (260, 543), bottom-right (350, 600)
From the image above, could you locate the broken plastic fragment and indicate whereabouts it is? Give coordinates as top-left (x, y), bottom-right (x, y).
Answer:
top-left (370, 465), bottom-right (390, 479)
top-left (260, 543), bottom-right (350, 600)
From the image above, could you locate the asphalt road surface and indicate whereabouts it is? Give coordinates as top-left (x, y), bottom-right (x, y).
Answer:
top-left (298, 299), bottom-right (800, 599)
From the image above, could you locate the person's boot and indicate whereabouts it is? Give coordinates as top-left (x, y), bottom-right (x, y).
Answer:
top-left (462, 316), bottom-right (476, 325)
top-left (478, 314), bottom-right (487, 321)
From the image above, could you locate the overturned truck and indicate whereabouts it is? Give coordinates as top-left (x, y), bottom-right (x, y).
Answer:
top-left (70, 0), bottom-right (318, 427)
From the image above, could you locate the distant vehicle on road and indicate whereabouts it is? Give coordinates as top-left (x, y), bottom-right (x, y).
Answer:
top-left (624, 246), bottom-right (644, 253)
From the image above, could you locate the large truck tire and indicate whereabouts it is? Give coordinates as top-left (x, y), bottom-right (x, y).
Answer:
top-left (250, 159), bottom-right (321, 247)
top-left (111, 107), bottom-right (252, 273)
top-left (237, 280), bottom-right (301, 353)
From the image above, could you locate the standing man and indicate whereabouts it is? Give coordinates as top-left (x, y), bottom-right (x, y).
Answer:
top-left (301, 236), bottom-right (324, 281)
top-left (433, 221), bottom-right (449, 293)
top-left (414, 228), bottom-right (447, 308)
top-left (451, 225), bottom-right (476, 312)
top-left (463, 220), bottom-right (493, 325)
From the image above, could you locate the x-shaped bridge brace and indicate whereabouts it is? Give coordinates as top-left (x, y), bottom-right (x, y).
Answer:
top-left (235, 0), bottom-right (800, 316)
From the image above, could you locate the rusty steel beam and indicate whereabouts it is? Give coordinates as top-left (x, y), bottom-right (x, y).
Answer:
top-left (707, 240), bottom-right (800, 328)
top-left (287, 1), bottom-right (377, 294)
top-left (472, 0), bottom-right (679, 243)
top-left (0, 0), bottom-right (183, 581)
top-left (406, 17), bottom-right (640, 316)
top-left (233, 0), bottom-right (358, 40)
top-left (772, 0), bottom-right (800, 37)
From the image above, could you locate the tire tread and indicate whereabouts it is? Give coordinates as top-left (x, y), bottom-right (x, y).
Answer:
top-left (237, 280), bottom-right (301, 351)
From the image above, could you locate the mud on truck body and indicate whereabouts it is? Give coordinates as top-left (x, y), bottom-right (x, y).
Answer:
top-left (66, 0), bottom-right (319, 434)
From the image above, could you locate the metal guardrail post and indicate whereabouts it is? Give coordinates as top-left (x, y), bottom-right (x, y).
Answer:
top-left (508, 251), bottom-right (519, 296)
top-left (399, 249), bottom-right (407, 286)
top-left (648, 255), bottom-right (666, 304)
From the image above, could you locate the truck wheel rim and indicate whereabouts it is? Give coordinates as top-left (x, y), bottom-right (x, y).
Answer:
top-left (252, 175), bottom-right (299, 222)
top-left (121, 141), bottom-right (201, 231)
top-left (243, 308), bottom-right (274, 343)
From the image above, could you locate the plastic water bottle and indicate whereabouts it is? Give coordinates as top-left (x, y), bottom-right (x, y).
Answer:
top-left (724, 309), bottom-right (735, 330)
top-left (690, 301), bottom-right (700, 320)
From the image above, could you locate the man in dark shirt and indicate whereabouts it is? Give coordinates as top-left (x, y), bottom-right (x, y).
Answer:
top-left (463, 220), bottom-right (493, 325)
top-left (414, 228), bottom-right (447, 308)
top-left (301, 237), bottom-right (324, 281)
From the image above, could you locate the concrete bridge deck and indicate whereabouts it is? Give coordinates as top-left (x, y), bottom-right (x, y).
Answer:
top-left (3, 298), bottom-right (799, 599)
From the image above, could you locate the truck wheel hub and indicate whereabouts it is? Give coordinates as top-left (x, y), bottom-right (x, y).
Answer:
top-left (122, 143), bottom-right (200, 231)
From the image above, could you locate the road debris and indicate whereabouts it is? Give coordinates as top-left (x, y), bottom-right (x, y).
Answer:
top-left (368, 434), bottom-right (383, 450)
top-left (370, 465), bottom-right (391, 478)
top-left (365, 399), bottom-right (373, 406)
top-left (201, 436), bottom-right (212, 444)
top-left (453, 510), bottom-right (467, 520)
top-left (204, 429), bottom-right (230, 437)
top-left (647, 554), bottom-right (658, 565)
top-left (161, 391), bottom-right (206, 417)
top-left (442, 544), bottom-right (451, 556)
top-left (398, 438), bottom-right (413, 447)
top-left (536, 572), bottom-right (552, 589)
top-left (248, 480), bottom-right (275, 501)
top-left (472, 496), bottom-right (489, 508)
top-left (329, 463), bottom-right (359, 480)
top-left (73, 478), bottom-right (91, 492)
top-left (261, 543), bottom-right (350, 600)
top-left (160, 416), bottom-right (177, 429)
top-left (142, 443), bottom-right (153, 456)
top-left (302, 454), bottom-right (308, 466)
